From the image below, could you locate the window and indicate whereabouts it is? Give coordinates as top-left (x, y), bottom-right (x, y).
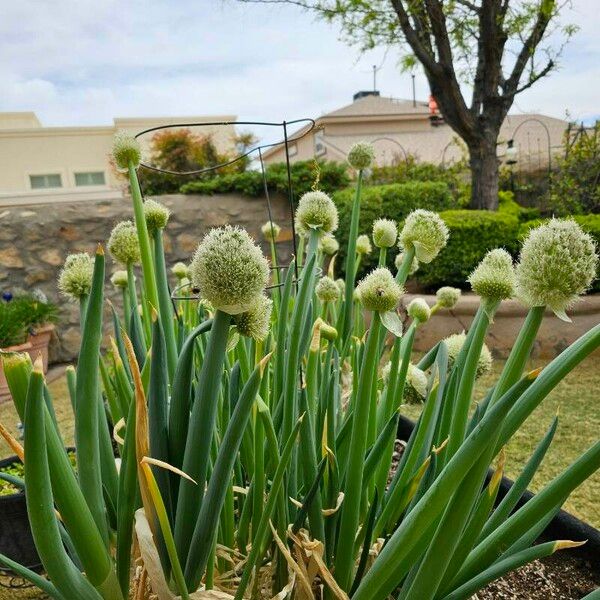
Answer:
top-left (75, 171), bottom-right (106, 186)
top-left (314, 132), bottom-right (326, 157)
top-left (29, 174), bottom-right (62, 189)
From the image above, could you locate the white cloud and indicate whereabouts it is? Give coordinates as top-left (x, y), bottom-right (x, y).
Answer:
top-left (1, 0), bottom-right (598, 131)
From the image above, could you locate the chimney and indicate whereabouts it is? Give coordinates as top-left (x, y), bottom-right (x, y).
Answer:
top-left (353, 90), bottom-right (380, 102)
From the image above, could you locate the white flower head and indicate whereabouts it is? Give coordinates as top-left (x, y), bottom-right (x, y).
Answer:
top-left (108, 220), bottom-right (141, 266)
top-left (295, 191), bottom-right (339, 237)
top-left (233, 295), bottom-right (273, 341)
top-left (399, 210), bottom-right (449, 263)
top-left (319, 234), bottom-right (339, 256)
top-left (356, 268), bottom-right (403, 313)
top-left (112, 132), bottom-right (141, 171)
top-left (407, 298), bottom-right (431, 323)
top-left (436, 286), bottom-right (461, 309)
top-left (356, 234), bottom-right (372, 256)
top-left (58, 253), bottom-right (94, 300)
top-left (516, 219), bottom-right (598, 320)
top-left (347, 142), bottom-right (375, 170)
top-left (468, 249), bottom-right (515, 301)
top-left (316, 276), bottom-right (341, 303)
top-left (261, 221), bottom-right (281, 242)
top-left (373, 218), bottom-right (398, 249)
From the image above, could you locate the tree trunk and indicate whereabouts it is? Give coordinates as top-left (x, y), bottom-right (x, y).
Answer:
top-left (468, 137), bottom-right (500, 210)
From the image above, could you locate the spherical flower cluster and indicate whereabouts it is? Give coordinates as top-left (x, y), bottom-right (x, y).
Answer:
top-left (112, 132), bottom-right (141, 171)
top-left (110, 270), bottom-right (129, 289)
top-left (373, 218), bottom-right (397, 248)
top-left (407, 298), bottom-right (431, 323)
top-left (436, 286), bottom-right (461, 309)
top-left (316, 276), bottom-right (341, 303)
top-left (356, 268), bottom-right (403, 313)
top-left (356, 234), bottom-right (372, 256)
top-left (144, 199), bottom-right (170, 233)
top-left (108, 221), bottom-right (141, 265)
top-left (515, 219), bottom-right (598, 318)
top-left (190, 225), bottom-right (270, 314)
top-left (294, 191), bottom-right (338, 237)
top-left (347, 142), bottom-right (375, 170)
top-left (335, 278), bottom-right (345, 294)
top-left (171, 262), bottom-right (189, 281)
top-left (58, 253), bottom-right (94, 300)
top-left (233, 295), bottom-right (273, 341)
top-left (382, 361), bottom-right (428, 404)
top-left (399, 210), bottom-right (449, 263)
top-left (444, 332), bottom-right (492, 379)
top-left (319, 234), bottom-right (339, 256)
top-left (468, 249), bottom-right (515, 300)
top-left (261, 221), bottom-right (281, 242)
top-left (395, 251), bottom-right (419, 276)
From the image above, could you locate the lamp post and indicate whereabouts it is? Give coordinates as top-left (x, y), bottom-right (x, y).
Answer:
top-left (505, 139), bottom-right (518, 191)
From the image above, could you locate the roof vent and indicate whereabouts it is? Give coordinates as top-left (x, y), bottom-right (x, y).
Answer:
top-left (353, 90), bottom-right (380, 102)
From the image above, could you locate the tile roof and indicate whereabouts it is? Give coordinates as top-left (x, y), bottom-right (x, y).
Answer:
top-left (324, 95), bottom-right (429, 118)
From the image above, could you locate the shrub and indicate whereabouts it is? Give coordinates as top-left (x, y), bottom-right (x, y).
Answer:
top-left (333, 181), bottom-right (458, 276)
top-left (498, 190), bottom-right (541, 222)
top-left (416, 210), bottom-right (521, 289)
top-left (0, 293), bottom-right (58, 348)
top-left (180, 159), bottom-right (350, 199)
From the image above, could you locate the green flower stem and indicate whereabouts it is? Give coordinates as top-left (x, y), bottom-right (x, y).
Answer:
top-left (126, 263), bottom-right (148, 352)
top-left (251, 403), bottom-right (265, 546)
top-left (184, 354), bottom-right (268, 590)
top-left (75, 249), bottom-right (109, 546)
top-left (340, 169), bottom-right (363, 345)
top-left (152, 230), bottom-right (178, 382)
top-left (25, 367), bottom-right (103, 600)
top-left (395, 246), bottom-right (415, 285)
top-left (378, 247), bottom-right (387, 267)
top-left (234, 415), bottom-right (303, 600)
top-left (488, 305), bottom-right (545, 408)
top-left (335, 310), bottom-right (381, 591)
top-left (447, 299), bottom-right (499, 459)
top-left (174, 309), bottom-right (231, 571)
top-left (127, 163), bottom-right (159, 312)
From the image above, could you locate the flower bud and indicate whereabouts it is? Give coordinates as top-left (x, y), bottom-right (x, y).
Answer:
top-left (108, 221), bottom-right (141, 266)
top-left (190, 225), bottom-right (269, 314)
top-left (468, 249), bottom-right (515, 301)
top-left (110, 270), bottom-right (129, 289)
top-left (515, 219), bottom-right (598, 319)
top-left (171, 262), bottom-right (190, 281)
top-left (436, 286), bottom-right (461, 309)
top-left (144, 199), bottom-right (170, 233)
top-left (58, 253), bottom-right (94, 300)
top-left (319, 234), bottom-right (339, 256)
top-left (356, 234), bottom-right (372, 256)
top-left (444, 332), bottom-right (492, 378)
top-left (382, 361), bottom-right (428, 404)
top-left (399, 210), bottom-right (448, 263)
top-left (373, 218), bottom-right (397, 248)
top-left (356, 268), bottom-right (403, 313)
top-left (335, 278), bottom-right (345, 294)
top-left (347, 141), bottom-right (375, 170)
top-left (112, 132), bottom-right (141, 171)
top-left (316, 276), bottom-right (341, 303)
top-left (261, 221), bottom-right (281, 242)
top-left (295, 191), bottom-right (339, 236)
top-left (395, 251), bottom-right (419, 276)
top-left (233, 295), bottom-right (273, 341)
top-left (407, 298), bottom-right (430, 323)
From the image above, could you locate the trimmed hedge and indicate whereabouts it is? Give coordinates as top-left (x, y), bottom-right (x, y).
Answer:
top-left (179, 160), bottom-right (350, 199)
top-left (333, 181), bottom-right (458, 276)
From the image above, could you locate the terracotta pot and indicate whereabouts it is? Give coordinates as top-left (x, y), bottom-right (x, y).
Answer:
top-left (27, 323), bottom-right (55, 374)
top-left (0, 341), bottom-right (33, 404)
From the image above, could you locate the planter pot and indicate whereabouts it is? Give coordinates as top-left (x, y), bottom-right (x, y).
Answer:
top-left (27, 323), bottom-right (55, 374)
top-left (134, 509), bottom-right (234, 600)
top-left (397, 415), bottom-right (600, 568)
top-left (401, 293), bottom-right (600, 360)
top-left (0, 341), bottom-right (32, 404)
top-left (0, 454), bottom-right (41, 572)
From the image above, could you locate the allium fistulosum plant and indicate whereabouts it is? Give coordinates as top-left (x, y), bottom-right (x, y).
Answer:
top-left (0, 137), bottom-right (599, 600)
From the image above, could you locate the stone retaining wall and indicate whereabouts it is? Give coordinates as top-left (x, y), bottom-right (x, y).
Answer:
top-left (0, 193), bottom-right (293, 362)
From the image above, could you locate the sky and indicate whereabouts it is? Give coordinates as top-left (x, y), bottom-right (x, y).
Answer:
top-left (1, 0), bottom-right (599, 133)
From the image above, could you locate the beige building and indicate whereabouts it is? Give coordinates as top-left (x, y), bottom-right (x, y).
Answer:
top-left (0, 112), bottom-right (236, 205)
top-left (262, 91), bottom-right (567, 169)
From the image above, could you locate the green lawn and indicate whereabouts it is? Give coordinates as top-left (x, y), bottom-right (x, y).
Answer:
top-left (1, 354), bottom-right (599, 530)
